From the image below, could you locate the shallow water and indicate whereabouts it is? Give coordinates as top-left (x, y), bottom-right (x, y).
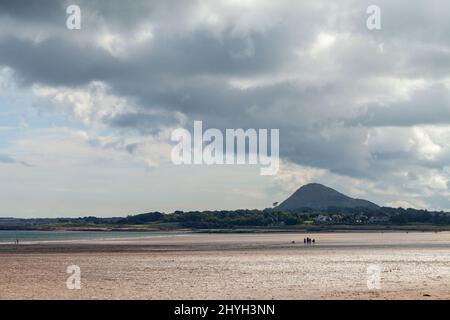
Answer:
top-left (0, 230), bottom-right (181, 243)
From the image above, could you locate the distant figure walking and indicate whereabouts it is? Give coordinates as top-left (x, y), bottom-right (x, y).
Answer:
top-left (303, 237), bottom-right (316, 245)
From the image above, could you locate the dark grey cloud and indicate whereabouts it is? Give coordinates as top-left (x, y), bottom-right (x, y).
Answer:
top-left (107, 110), bottom-right (178, 135)
top-left (0, 36), bottom-right (121, 86)
top-left (349, 85), bottom-right (450, 127)
top-left (0, 0), bottom-right (66, 23)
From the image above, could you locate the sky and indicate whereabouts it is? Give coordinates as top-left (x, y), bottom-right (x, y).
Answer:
top-left (1, 0), bottom-right (450, 217)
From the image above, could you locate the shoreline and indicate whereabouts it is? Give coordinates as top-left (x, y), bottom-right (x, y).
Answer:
top-left (2, 224), bottom-right (450, 233)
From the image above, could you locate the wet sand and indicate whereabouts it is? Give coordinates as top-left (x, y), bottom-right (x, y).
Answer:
top-left (1, 232), bottom-right (450, 299)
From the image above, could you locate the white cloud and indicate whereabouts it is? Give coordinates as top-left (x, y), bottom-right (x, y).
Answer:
top-left (309, 32), bottom-right (336, 56)
top-left (32, 81), bottom-right (134, 126)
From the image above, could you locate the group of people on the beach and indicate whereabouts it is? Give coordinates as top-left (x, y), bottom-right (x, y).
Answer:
top-left (303, 237), bottom-right (315, 245)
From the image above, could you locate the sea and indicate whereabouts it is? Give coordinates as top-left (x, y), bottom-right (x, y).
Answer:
top-left (0, 230), bottom-right (180, 243)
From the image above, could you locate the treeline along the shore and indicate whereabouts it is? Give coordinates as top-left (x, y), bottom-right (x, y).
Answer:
top-left (3, 207), bottom-right (450, 230)
top-left (116, 207), bottom-right (450, 228)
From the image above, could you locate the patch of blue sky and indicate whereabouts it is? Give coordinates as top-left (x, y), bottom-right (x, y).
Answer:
top-left (0, 92), bottom-right (86, 149)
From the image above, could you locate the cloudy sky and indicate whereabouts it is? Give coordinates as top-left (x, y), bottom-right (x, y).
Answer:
top-left (1, 0), bottom-right (450, 217)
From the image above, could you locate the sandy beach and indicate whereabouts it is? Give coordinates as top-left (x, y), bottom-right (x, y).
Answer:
top-left (1, 232), bottom-right (450, 299)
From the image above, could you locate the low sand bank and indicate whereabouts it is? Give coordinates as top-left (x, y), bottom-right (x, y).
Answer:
top-left (1, 232), bottom-right (450, 299)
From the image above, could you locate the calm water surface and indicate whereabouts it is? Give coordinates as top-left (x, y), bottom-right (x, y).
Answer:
top-left (0, 230), bottom-right (182, 243)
